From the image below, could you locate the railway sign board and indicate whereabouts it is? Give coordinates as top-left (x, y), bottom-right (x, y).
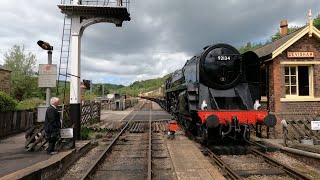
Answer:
top-left (287, 51), bottom-right (314, 58)
top-left (38, 64), bottom-right (57, 87)
top-left (311, 121), bottom-right (320, 130)
top-left (60, 128), bottom-right (73, 138)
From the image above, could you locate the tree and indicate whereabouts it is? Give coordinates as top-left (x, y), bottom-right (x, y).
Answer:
top-left (238, 41), bottom-right (263, 54)
top-left (271, 26), bottom-right (300, 42)
top-left (314, 14), bottom-right (320, 30)
top-left (3, 45), bottom-right (39, 100)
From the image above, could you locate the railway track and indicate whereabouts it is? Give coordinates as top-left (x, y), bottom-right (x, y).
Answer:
top-left (60, 100), bottom-right (175, 180)
top-left (186, 131), bottom-right (313, 179)
top-left (82, 101), bottom-right (151, 179)
top-left (211, 147), bottom-right (312, 179)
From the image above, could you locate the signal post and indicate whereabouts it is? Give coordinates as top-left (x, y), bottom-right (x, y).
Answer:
top-left (58, 0), bottom-right (130, 140)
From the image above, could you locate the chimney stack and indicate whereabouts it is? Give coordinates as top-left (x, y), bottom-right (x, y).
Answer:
top-left (280, 20), bottom-right (288, 36)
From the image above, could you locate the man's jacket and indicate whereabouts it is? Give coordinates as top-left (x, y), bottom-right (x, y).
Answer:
top-left (44, 105), bottom-right (61, 139)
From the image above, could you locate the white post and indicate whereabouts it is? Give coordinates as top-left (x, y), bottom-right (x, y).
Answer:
top-left (70, 17), bottom-right (81, 104)
top-left (70, 16), bottom-right (82, 140)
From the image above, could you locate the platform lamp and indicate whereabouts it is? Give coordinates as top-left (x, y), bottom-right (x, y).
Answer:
top-left (37, 40), bottom-right (53, 106)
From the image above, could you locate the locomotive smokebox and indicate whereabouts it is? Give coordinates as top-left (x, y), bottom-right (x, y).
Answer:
top-left (206, 115), bottom-right (220, 128)
top-left (263, 114), bottom-right (277, 127)
top-left (199, 44), bottom-right (242, 90)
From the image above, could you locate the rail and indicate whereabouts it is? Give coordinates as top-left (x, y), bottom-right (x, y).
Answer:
top-left (184, 130), bottom-right (241, 179)
top-left (206, 148), bottom-right (241, 179)
top-left (148, 102), bottom-right (152, 180)
top-left (80, 100), bottom-right (147, 180)
top-left (183, 126), bottom-right (312, 179)
top-left (251, 149), bottom-right (312, 180)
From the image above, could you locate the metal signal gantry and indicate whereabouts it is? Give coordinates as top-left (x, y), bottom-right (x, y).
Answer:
top-left (57, 0), bottom-right (130, 140)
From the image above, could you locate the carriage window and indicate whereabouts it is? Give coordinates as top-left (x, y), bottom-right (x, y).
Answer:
top-left (284, 66), bottom-right (310, 96)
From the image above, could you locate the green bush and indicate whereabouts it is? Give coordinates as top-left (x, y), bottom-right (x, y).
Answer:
top-left (81, 127), bottom-right (93, 140)
top-left (16, 98), bottom-right (45, 110)
top-left (0, 91), bottom-right (17, 112)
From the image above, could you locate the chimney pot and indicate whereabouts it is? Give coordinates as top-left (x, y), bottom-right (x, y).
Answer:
top-left (280, 20), bottom-right (288, 36)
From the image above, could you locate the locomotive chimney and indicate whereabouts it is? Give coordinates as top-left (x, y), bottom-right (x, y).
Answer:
top-left (280, 20), bottom-right (288, 36)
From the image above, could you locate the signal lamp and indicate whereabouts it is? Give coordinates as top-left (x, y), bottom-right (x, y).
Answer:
top-left (37, 40), bottom-right (53, 51)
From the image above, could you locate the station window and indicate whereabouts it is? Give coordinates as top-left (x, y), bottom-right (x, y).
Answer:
top-left (284, 66), bottom-right (311, 96)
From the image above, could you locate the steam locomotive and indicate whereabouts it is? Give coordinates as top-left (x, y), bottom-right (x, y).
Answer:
top-left (163, 43), bottom-right (276, 144)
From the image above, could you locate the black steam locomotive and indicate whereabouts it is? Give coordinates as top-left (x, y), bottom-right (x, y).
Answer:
top-left (164, 43), bottom-right (276, 144)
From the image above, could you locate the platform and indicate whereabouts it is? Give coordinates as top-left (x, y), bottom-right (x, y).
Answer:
top-left (0, 133), bottom-right (91, 180)
top-left (166, 131), bottom-right (225, 180)
top-left (100, 107), bottom-right (134, 122)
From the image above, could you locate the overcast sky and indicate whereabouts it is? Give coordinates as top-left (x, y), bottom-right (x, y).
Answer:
top-left (0, 0), bottom-right (319, 86)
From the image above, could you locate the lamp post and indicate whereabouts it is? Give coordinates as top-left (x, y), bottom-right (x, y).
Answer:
top-left (37, 40), bottom-right (53, 106)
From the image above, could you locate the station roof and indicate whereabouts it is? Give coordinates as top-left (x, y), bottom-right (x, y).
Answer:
top-left (254, 12), bottom-right (320, 62)
top-left (57, 4), bottom-right (131, 22)
top-left (254, 27), bottom-right (305, 59)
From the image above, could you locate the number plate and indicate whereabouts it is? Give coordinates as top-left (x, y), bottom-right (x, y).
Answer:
top-left (217, 56), bottom-right (231, 61)
top-left (311, 121), bottom-right (320, 130)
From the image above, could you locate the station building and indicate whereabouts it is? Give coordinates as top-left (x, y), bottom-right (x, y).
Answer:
top-left (0, 65), bottom-right (11, 94)
top-left (254, 12), bottom-right (320, 132)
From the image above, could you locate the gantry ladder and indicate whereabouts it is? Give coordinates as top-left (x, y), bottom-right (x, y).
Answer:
top-left (56, 13), bottom-right (72, 104)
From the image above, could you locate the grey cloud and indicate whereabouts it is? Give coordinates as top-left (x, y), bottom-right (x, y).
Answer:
top-left (1, 0), bottom-right (320, 85)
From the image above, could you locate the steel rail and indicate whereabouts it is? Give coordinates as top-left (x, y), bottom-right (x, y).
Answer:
top-left (152, 103), bottom-right (311, 180)
top-left (251, 149), bottom-right (312, 180)
top-left (147, 101), bottom-right (152, 180)
top-left (206, 148), bottom-right (242, 180)
top-left (80, 100), bottom-right (147, 180)
top-left (183, 130), bottom-right (242, 179)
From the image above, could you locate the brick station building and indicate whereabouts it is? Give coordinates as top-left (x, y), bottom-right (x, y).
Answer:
top-left (0, 65), bottom-right (11, 94)
top-left (254, 12), bottom-right (320, 134)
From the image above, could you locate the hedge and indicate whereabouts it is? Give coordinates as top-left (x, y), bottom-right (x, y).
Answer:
top-left (0, 91), bottom-right (17, 112)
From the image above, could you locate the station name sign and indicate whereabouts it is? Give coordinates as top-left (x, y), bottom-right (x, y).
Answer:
top-left (287, 51), bottom-right (314, 58)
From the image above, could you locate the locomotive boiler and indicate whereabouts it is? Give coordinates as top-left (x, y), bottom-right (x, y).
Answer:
top-left (165, 43), bottom-right (276, 144)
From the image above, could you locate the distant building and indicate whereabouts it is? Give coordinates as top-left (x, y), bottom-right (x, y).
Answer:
top-left (106, 93), bottom-right (125, 110)
top-left (254, 12), bottom-right (320, 129)
top-left (0, 65), bottom-right (11, 94)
